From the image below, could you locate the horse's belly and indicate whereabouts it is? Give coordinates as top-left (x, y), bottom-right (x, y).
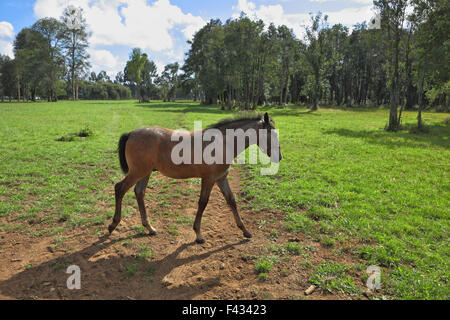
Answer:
top-left (156, 163), bottom-right (229, 180)
top-left (157, 164), bottom-right (202, 179)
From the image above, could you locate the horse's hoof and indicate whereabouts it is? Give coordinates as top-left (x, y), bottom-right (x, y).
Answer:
top-left (108, 225), bottom-right (115, 234)
top-left (243, 231), bottom-right (252, 239)
top-left (149, 230), bottom-right (158, 236)
top-left (195, 238), bottom-right (205, 244)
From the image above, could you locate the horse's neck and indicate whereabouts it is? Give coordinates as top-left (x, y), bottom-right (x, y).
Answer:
top-left (222, 121), bottom-right (259, 158)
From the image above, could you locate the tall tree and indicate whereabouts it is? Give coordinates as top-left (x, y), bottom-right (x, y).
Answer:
top-left (61, 5), bottom-right (90, 101)
top-left (141, 59), bottom-right (158, 100)
top-left (304, 13), bottom-right (329, 111)
top-left (0, 55), bottom-right (15, 101)
top-left (124, 48), bottom-right (157, 102)
top-left (156, 62), bottom-right (179, 102)
top-left (14, 27), bottom-right (49, 101)
top-left (375, 0), bottom-right (409, 131)
top-left (0, 57), bottom-right (16, 102)
top-left (411, 0), bottom-right (450, 128)
top-left (32, 18), bottom-right (65, 101)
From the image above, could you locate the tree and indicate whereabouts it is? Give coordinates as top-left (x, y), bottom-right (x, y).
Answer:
top-left (0, 55), bottom-right (6, 101)
top-left (0, 55), bottom-right (15, 101)
top-left (375, 0), bottom-right (409, 131)
top-left (114, 71), bottom-right (125, 85)
top-left (14, 27), bottom-right (50, 101)
top-left (124, 48), bottom-right (157, 102)
top-left (61, 5), bottom-right (90, 100)
top-left (31, 18), bottom-right (65, 101)
top-left (156, 62), bottom-right (179, 102)
top-left (276, 25), bottom-right (298, 106)
top-left (96, 70), bottom-right (111, 83)
top-left (141, 59), bottom-right (158, 100)
top-left (184, 19), bottom-right (223, 105)
top-left (304, 13), bottom-right (329, 111)
top-left (411, 0), bottom-right (450, 128)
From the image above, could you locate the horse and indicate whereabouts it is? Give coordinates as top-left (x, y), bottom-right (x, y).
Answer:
top-left (108, 112), bottom-right (282, 244)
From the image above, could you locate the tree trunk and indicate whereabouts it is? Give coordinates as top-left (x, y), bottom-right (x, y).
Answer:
top-left (283, 73), bottom-right (289, 105)
top-left (17, 78), bottom-right (21, 102)
top-left (312, 70), bottom-right (319, 111)
top-left (72, 76), bottom-right (75, 100)
top-left (417, 67), bottom-right (425, 130)
top-left (387, 30), bottom-right (400, 131)
top-left (227, 86), bottom-right (232, 110)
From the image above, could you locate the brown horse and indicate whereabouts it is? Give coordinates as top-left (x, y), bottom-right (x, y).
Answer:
top-left (108, 112), bottom-right (282, 244)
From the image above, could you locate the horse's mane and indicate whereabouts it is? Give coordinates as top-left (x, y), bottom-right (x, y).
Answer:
top-left (206, 113), bottom-right (263, 129)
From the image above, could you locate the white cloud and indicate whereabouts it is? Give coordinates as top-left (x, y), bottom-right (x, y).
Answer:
top-left (0, 22), bottom-right (14, 38)
top-left (325, 6), bottom-right (374, 28)
top-left (309, 0), bottom-right (373, 3)
top-left (34, 0), bottom-right (206, 75)
top-left (88, 48), bottom-right (121, 77)
top-left (34, 0), bottom-right (205, 51)
top-left (0, 21), bottom-right (14, 58)
top-left (232, 0), bottom-right (376, 39)
top-left (232, 0), bottom-right (310, 39)
top-left (154, 60), bottom-right (166, 74)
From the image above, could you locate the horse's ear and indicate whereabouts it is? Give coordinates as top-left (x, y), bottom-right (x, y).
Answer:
top-left (264, 112), bottom-right (270, 124)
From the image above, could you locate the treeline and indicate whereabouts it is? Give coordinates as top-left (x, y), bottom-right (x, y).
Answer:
top-left (181, 0), bottom-right (448, 130)
top-left (0, 6), bottom-right (130, 102)
top-left (79, 80), bottom-right (131, 100)
top-left (0, 1), bottom-right (448, 131)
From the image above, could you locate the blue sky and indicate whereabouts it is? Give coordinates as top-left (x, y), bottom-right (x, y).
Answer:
top-left (0, 0), bottom-right (376, 77)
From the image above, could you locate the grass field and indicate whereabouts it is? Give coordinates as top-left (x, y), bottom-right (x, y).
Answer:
top-left (0, 100), bottom-right (448, 299)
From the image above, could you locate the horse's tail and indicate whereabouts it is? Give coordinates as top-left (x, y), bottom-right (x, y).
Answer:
top-left (118, 133), bottom-right (129, 174)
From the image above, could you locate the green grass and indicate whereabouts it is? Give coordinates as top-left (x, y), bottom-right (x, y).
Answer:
top-left (284, 242), bottom-right (303, 255)
top-left (310, 262), bottom-right (361, 296)
top-left (167, 224), bottom-right (179, 235)
top-left (254, 256), bottom-right (276, 274)
top-left (124, 262), bottom-right (139, 277)
top-left (240, 106), bottom-right (449, 300)
top-left (0, 100), bottom-right (448, 299)
top-left (0, 100), bottom-right (184, 236)
top-left (138, 245), bottom-right (154, 260)
top-left (258, 272), bottom-right (268, 281)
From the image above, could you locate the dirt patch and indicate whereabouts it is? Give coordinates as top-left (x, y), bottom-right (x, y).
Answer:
top-left (0, 168), bottom-right (365, 300)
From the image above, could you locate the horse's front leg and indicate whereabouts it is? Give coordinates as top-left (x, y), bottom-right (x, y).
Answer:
top-left (217, 175), bottom-right (252, 239)
top-left (193, 178), bottom-right (215, 244)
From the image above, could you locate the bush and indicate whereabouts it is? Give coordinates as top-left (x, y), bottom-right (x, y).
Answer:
top-left (79, 81), bottom-right (132, 100)
top-left (77, 126), bottom-right (93, 137)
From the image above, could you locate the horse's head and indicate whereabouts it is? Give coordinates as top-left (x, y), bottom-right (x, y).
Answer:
top-left (258, 112), bottom-right (282, 163)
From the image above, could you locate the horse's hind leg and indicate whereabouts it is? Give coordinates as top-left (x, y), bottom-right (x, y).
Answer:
top-left (217, 176), bottom-right (252, 239)
top-left (134, 174), bottom-right (157, 236)
top-left (108, 173), bottom-right (140, 234)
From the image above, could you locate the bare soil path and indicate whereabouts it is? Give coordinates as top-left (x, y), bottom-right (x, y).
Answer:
top-left (0, 168), bottom-right (362, 300)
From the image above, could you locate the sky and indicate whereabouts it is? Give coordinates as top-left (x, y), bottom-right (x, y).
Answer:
top-left (0, 0), bottom-right (377, 78)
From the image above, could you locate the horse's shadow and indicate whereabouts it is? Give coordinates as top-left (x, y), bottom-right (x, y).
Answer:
top-left (0, 235), bottom-right (248, 299)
